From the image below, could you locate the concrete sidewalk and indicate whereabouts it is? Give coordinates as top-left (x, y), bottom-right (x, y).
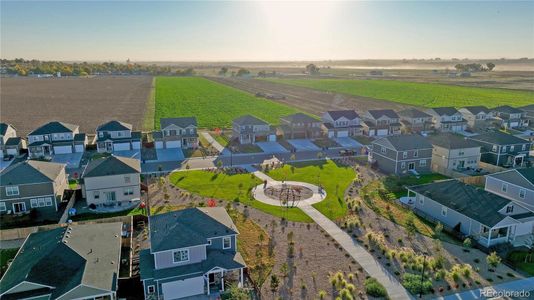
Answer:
top-left (200, 132), bottom-right (228, 154)
top-left (436, 277), bottom-right (534, 300)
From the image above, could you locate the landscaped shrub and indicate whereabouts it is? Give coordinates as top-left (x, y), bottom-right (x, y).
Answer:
top-left (364, 277), bottom-right (388, 298)
top-left (402, 273), bottom-right (433, 295)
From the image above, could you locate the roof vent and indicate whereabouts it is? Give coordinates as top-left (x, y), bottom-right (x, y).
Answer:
top-left (63, 240), bottom-right (68, 244)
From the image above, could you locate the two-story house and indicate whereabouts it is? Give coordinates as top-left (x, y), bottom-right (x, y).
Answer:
top-left (468, 132), bottom-right (531, 167)
top-left (458, 106), bottom-right (492, 130)
top-left (369, 134), bottom-right (432, 175)
top-left (278, 113), bottom-right (322, 139)
top-left (0, 223), bottom-right (122, 300)
top-left (153, 117), bottom-right (199, 149)
top-left (361, 109), bottom-right (401, 136)
top-left (426, 107), bottom-right (467, 132)
top-left (519, 104), bottom-right (534, 129)
top-left (406, 179), bottom-right (534, 248)
top-left (428, 133), bottom-right (481, 172)
top-left (27, 121), bottom-right (87, 158)
top-left (321, 110), bottom-right (363, 138)
top-left (140, 207), bottom-right (246, 300)
top-left (232, 115), bottom-right (275, 144)
top-left (485, 168), bottom-right (534, 212)
top-left (96, 120), bottom-right (142, 153)
top-left (0, 160), bottom-right (68, 220)
top-left (397, 109), bottom-right (433, 133)
top-left (0, 123), bottom-right (25, 159)
top-left (493, 105), bottom-right (529, 129)
top-left (81, 155), bottom-right (141, 207)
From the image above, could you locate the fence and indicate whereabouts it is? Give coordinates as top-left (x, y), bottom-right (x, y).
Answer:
top-left (58, 190), bottom-right (78, 224)
top-left (479, 161), bottom-right (507, 173)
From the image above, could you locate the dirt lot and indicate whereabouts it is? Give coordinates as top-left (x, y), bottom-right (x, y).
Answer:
top-left (208, 77), bottom-right (413, 117)
top-left (0, 76), bottom-right (152, 135)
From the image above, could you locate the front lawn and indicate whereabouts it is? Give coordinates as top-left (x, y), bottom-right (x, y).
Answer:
top-left (384, 173), bottom-right (449, 199)
top-left (507, 251), bottom-right (534, 276)
top-left (169, 170), bottom-right (312, 222)
top-left (267, 160), bottom-right (357, 220)
top-left (0, 248), bottom-right (18, 276)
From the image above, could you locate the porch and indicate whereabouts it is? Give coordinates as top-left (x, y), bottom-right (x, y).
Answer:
top-left (204, 267), bottom-right (244, 296)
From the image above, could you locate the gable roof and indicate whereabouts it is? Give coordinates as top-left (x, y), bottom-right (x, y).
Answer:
top-left (373, 134), bottom-right (432, 151)
top-left (409, 180), bottom-right (510, 227)
top-left (326, 110), bottom-right (359, 120)
top-left (0, 123), bottom-right (15, 136)
top-left (82, 155), bottom-right (140, 178)
top-left (160, 117), bottom-right (197, 129)
top-left (0, 223), bottom-right (122, 299)
top-left (0, 160), bottom-right (65, 186)
top-left (461, 106), bottom-right (490, 114)
top-left (280, 113), bottom-right (319, 123)
top-left (367, 109), bottom-right (399, 119)
top-left (428, 133), bottom-right (481, 150)
top-left (468, 131), bottom-right (529, 145)
top-left (493, 105), bottom-right (523, 114)
top-left (28, 121), bottom-right (78, 136)
top-left (519, 104), bottom-right (534, 112)
top-left (487, 168), bottom-right (534, 190)
top-left (149, 207), bottom-right (238, 252)
top-left (233, 115), bottom-right (269, 126)
top-left (96, 120), bottom-right (132, 132)
top-left (428, 107), bottom-right (460, 116)
top-left (397, 109), bottom-right (431, 119)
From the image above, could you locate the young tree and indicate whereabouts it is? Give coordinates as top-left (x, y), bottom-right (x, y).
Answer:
top-left (226, 284), bottom-right (249, 300)
top-left (486, 251), bottom-right (502, 269)
top-left (270, 274), bottom-right (280, 292)
top-left (305, 63), bottom-right (320, 75)
top-left (486, 62), bottom-right (496, 71)
top-left (218, 67), bottom-right (228, 76)
top-left (463, 237), bottom-right (472, 249)
top-left (405, 214), bottom-right (417, 238)
top-left (434, 222), bottom-right (443, 239)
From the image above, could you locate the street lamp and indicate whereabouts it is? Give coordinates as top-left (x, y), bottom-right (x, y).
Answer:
top-left (419, 252), bottom-right (428, 298)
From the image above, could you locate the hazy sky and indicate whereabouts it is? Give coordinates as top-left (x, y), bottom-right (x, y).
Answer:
top-left (1, 1), bottom-right (533, 61)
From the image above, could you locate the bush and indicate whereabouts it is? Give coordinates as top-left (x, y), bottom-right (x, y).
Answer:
top-left (402, 273), bottom-right (433, 295)
top-left (364, 277), bottom-right (388, 298)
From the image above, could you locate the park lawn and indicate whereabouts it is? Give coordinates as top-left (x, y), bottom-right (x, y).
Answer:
top-left (383, 173), bottom-right (450, 199)
top-left (155, 77), bottom-right (300, 129)
top-left (266, 160), bottom-right (356, 220)
top-left (0, 248), bottom-right (18, 274)
top-left (263, 78), bottom-right (534, 108)
top-left (169, 170), bottom-right (312, 222)
top-left (507, 251), bottom-right (534, 276)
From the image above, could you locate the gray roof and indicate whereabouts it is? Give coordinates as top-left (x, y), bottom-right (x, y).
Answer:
top-left (367, 109), bottom-right (399, 119)
top-left (373, 134), bottom-right (432, 151)
top-left (326, 110), bottom-right (359, 120)
top-left (461, 106), bottom-right (490, 114)
top-left (398, 109), bottom-right (431, 119)
top-left (96, 131), bottom-right (142, 142)
top-left (233, 115), bottom-right (268, 126)
top-left (74, 133), bottom-right (86, 142)
top-left (149, 207), bottom-right (238, 252)
top-left (0, 123), bottom-right (15, 136)
top-left (409, 180), bottom-right (510, 227)
top-left (0, 160), bottom-right (65, 186)
top-left (493, 105), bottom-right (523, 114)
top-left (281, 113), bottom-right (319, 124)
top-left (28, 121), bottom-right (78, 136)
top-left (468, 131), bottom-right (529, 145)
top-left (96, 120), bottom-right (132, 132)
top-left (0, 223), bottom-right (122, 299)
top-left (487, 168), bottom-right (534, 190)
top-left (82, 155), bottom-right (141, 178)
top-left (160, 117), bottom-right (197, 129)
top-left (4, 137), bottom-right (22, 147)
top-left (428, 133), bottom-right (481, 149)
top-left (519, 104), bottom-right (534, 112)
top-left (428, 107), bottom-right (460, 116)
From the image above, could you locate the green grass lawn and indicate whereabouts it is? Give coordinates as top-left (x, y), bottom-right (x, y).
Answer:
top-left (263, 78), bottom-right (534, 108)
top-left (383, 173), bottom-right (449, 199)
top-left (267, 160), bottom-right (356, 220)
top-left (169, 170), bottom-right (312, 222)
top-left (155, 77), bottom-right (300, 129)
top-left (507, 251), bottom-right (534, 276)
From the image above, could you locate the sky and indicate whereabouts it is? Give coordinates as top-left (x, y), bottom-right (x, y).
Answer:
top-left (1, 1), bottom-right (533, 61)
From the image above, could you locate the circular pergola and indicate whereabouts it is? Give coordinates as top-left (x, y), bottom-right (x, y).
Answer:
top-left (252, 180), bottom-right (326, 207)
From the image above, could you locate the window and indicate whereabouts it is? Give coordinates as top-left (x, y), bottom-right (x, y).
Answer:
top-left (207, 239), bottom-right (212, 245)
top-left (522, 144), bottom-right (527, 151)
top-left (124, 188), bottom-right (134, 196)
top-left (510, 145), bottom-right (515, 152)
top-left (441, 206), bottom-right (448, 217)
top-left (419, 160), bottom-right (427, 167)
top-left (501, 184), bottom-right (508, 193)
top-left (413, 150), bottom-right (418, 158)
top-left (403, 151), bottom-right (408, 159)
top-left (519, 189), bottom-right (526, 199)
top-left (98, 132), bottom-right (103, 137)
top-left (458, 150), bottom-right (465, 156)
top-left (117, 131), bottom-right (122, 137)
top-left (5, 186), bottom-right (19, 196)
top-left (506, 205), bottom-right (514, 214)
top-left (94, 191), bottom-right (100, 199)
top-left (401, 162), bottom-right (406, 169)
top-left (223, 237), bottom-right (231, 249)
top-left (173, 249), bottom-right (189, 263)
top-left (492, 145), bottom-right (498, 152)
top-left (124, 176), bottom-right (131, 184)
top-left (380, 147), bottom-right (386, 154)
top-left (501, 146), bottom-right (507, 153)
top-left (417, 195), bottom-right (424, 205)
top-left (0, 202), bottom-right (6, 212)
top-left (147, 285), bottom-right (155, 294)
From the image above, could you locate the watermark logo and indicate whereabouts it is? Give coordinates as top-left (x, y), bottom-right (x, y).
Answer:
top-left (480, 288), bottom-right (531, 298)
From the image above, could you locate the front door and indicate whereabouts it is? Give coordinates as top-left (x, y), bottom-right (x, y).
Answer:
top-left (43, 146), bottom-right (51, 155)
top-left (105, 191), bottom-right (116, 203)
top-left (12, 202), bottom-right (26, 213)
top-left (514, 155), bottom-right (524, 167)
top-left (106, 142), bottom-right (113, 152)
top-left (457, 160), bottom-right (465, 169)
top-left (408, 162), bottom-right (415, 170)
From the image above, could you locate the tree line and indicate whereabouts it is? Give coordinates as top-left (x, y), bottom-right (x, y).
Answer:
top-left (454, 62), bottom-right (495, 72)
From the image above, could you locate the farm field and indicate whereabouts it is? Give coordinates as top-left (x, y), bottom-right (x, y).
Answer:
top-left (154, 77), bottom-right (300, 129)
top-left (263, 78), bottom-right (534, 108)
top-left (0, 76), bottom-right (152, 135)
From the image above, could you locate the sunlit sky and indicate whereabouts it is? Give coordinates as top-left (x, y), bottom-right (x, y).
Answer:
top-left (1, 1), bottom-right (533, 61)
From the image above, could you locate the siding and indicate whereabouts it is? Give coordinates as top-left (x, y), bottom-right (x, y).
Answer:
top-left (208, 235), bottom-right (236, 252)
top-left (485, 176), bottom-right (534, 209)
top-left (83, 173), bottom-right (141, 205)
top-left (154, 245), bottom-right (207, 269)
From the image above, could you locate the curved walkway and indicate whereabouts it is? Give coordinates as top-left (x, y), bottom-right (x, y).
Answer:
top-left (253, 180), bottom-right (326, 207)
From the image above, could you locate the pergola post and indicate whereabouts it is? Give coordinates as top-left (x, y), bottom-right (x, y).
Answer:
top-left (220, 269), bottom-right (224, 292)
top-left (206, 275), bottom-right (210, 295)
top-left (239, 268), bottom-right (244, 287)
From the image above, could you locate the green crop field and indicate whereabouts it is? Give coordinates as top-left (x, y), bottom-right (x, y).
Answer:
top-left (154, 77), bottom-right (300, 129)
top-left (263, 78), bottom-right (534, 108)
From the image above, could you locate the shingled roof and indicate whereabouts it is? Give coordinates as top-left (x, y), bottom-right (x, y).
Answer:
top-left (325, 110), bottom-right (359, 120)
top-left (493, 105), bottom-right (523, 114)
top-left (233, 115), bottom-right (269, 126)
top-left (468, 131), bottom-right (529, 145)
top-left (82, 155), bottom-right (140, 178)
top-left (367, 109), bottom-right (399, 119)
top-left (0, 160), bottom-right (65, 186)
top-left (427, 107), bottom-right (460, 116)
top-left (281, 113), bottom-right (319, 123)
top-left (428, 133), bottom-right (481, 149)
top-left (487, 168), bottom-right (534, 190)
top-left (461, 106), bottom-right (491, 114)
top-left (398, 109), bottom-right (431, 119)
top-left (160, 117), bottom-right (197, 129)
top-left (0, 123), bottom-right (15, 136)
top-left (28, 121), bottom-right (78, 136)
top-left (96, 120), bottom-right (132, 132)
top-left (372, 134), bottom-right (432, 151)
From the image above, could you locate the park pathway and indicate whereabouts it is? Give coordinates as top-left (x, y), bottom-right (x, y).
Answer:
top-left (200, 132), bottom-right (229, 154)
top-left (436, 276), bottom-right (534, 300)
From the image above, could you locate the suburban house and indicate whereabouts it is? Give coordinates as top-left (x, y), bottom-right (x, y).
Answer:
top-left (426, 107), bottom-right (467, 132)
top-left (81, 155), bottom-right (141, 207)
top-left (0, 160), bottom-right (68, 219)
top-left (231, 115), bottom-right (275, 144)
top-left (485, 168), bottom-right (534, 212)
top-left (468, 132), bottom-right (531, 167)
top-left (397, 109), bottom-right (433, 133)
top-left (96, 120), bottom-right (142, 153)
top-left (361, 109), bottom-right (401, 136)
top-left (321, 110), bottom-right (363, 138)
top-left (0, 123), bottom-right (25, 159)
top-left (407, 180), bottom-right (534, 248)
top-left (139, 207), bottom-right (246, 300)
top-left (0, 222), bottom-right (122, 300)
top-left (153, 117), bottom-right (199, 149)
top-left (458, 106), bottom-right (492, 130)
top-left (27, 121), bottom-right (87, 158)
top-left (492, 105), bottom-right (529, 129)
top-left (519, 104), bottom-right (534, 128)
top-left (278, 113), bottom-right (322, 139)
top-left (369, 134), bottom-right (432, 175)
top-left (428, 133), bottom-right (481, 172)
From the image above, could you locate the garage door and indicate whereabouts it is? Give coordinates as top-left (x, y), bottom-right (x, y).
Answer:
top-left (74, 145), bottom-right (85, 152)
top-left (132, 142), bottom-right (141, 149)
top-left (54, 145), bottom-right (72, 154)
top-left (155, 141), bottom-right (164, 149)
top-left (113, 143), bottom-right (131, 151)
top-left (162, 277), bottom-right (204, 300)
top-left (337, 131), bottom-right (349, 138)
top-left (166, 141), bottom-right (181, 148)
top-left (268, 135), bottom-right (276, 142)
top-left (510, 122), bottom-right (519, 128)
top-left (377, 129), bottom-right (389, 136)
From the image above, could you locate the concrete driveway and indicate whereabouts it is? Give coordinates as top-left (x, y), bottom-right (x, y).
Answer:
top-left (0, 158), bottom-right (14, 171)
top-left (155, 148), bottom-right (185, 162)
top-left (52, 153), bottom-right (83, 168)
top-left (288, 139), bottom-right (320, 151)
top-left (114, 150), bottom-right (141, 160)
top-left (335, 137), bottom-right (362, 148)
top-left (256, 142), bottom-right (289, 154)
